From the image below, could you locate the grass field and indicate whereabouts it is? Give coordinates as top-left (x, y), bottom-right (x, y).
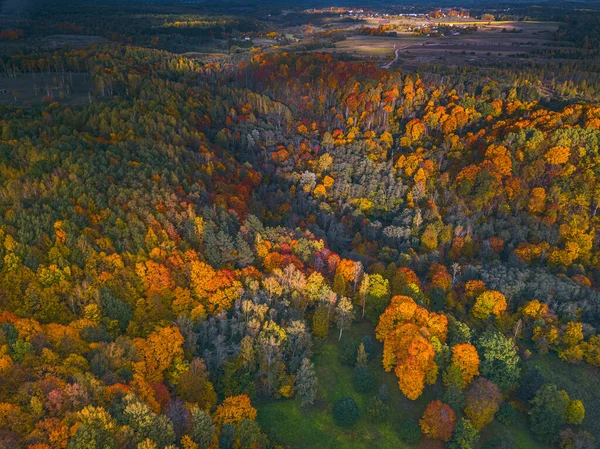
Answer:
top-left (256, 320), bottom-right (553, 449)
top-left (524, 347), bottom-right (600, 438)
top-left (257, 321), bottom-right (430, 449)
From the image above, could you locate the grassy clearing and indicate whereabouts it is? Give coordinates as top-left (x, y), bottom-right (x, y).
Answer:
top-left (524, 349), bottom-right (600, 438)
top-left (257, 321), bottom-right (431, 449)
top-left (482, 413), bottom-right (547, 449)
top-left (257, 320), bottom-right (595, 448)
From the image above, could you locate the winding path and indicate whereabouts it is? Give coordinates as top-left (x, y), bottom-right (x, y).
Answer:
top-left (381, 40), bottom-right (434, 69)
top-left (382, 47), bottom-right (402, 69)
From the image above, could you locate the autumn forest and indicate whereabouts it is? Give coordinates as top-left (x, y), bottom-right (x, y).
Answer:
top-left (0, 0), bottom-right (599, 448)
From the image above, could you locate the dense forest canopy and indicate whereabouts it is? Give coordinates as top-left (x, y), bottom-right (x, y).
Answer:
top-left (0, 1), bottom-right (599, 449)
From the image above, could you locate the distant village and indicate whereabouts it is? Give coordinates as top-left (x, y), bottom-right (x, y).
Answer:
top-left (304, 6), bottom-right (472, 21)
top-left (303, 6), bottom-right (478, 37)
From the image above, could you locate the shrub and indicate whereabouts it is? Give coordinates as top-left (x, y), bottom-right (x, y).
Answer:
top-left (398, 418), bottom-right (421, 445)
top-left (367, 396), bottom-right (388, 420)
top-left (448, 418), bottom-right (479, 449)
top-left (339, 339), bottom-right (359, 366)
top-left (352, 366), bottom-right (374, 393)
top-left (482, 431), bottom-right (515, 449)
top-left (517, 366), bottom-right (545, 401)
top-left (497, 403), bottom-right (516, 425)
top-left (529, 384), bottom-right (569, 443)
top-left (332, 397), bottom-right (360, 427)
top-left (443, 384), bottom-right (465, 412)
top-left (362, 335), bottom-right (375, 359)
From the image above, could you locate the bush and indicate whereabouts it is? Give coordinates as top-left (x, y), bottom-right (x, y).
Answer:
top-left (496, 403), bottom-right (516, 425)
top-left (448, 418), bottom-right (479, 449)
top-left (443, 384), bottom-right (465, 412)
top-left (352, 366), bottom-right (374, 393)
top-left (332, 397), bottom-right (360, 427)
top-left (362, 335), bottom-right (375, 360)
top-left (339, 339), bottom-right (359, 366)
top-left (529, 384), bottom-right (569, 443)
top-left (517, 366), bottom-right (545, 401)
top-left (367, 396), bottom-right (388, 420)
top-left (482, 431), bottom-right (515, 449)
top-left (377, 384), bottom-right (389, 402)
top-left (398, 418), bottom-right (421, 445)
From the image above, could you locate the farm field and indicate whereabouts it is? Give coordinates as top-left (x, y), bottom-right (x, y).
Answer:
top-left (318, 21), bottom-right (568, 68)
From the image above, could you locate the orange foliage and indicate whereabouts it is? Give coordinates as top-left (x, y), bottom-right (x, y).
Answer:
top-left (376, 296), bottom-right (447, 399)
top-left (545, 146), bottom-right (571, 165)
top-left (133, 326), bottom-right (184, 383)
top-left (485, 145), bottom-right (512, 177)
top-left (212, 394), bottom-right (257, 426)
top-left (336, 259), bottom-right (357, 282)
top-left (489, 236), bottom-right (504, 254)
top-left (395, 267), bottom-right (421, 288)
top-left (428, 263), bottom-right (452, 292)
top-left (521, 299), bottom-right (549, 320)
top-left (420, 400), bottom-right (456, 441)
top-left (189, 261), bottom-right (242, 314)
top-left (528, 187), bottom-right (546, 214)
top-left (451, 343), bottom-right (480, 386)
top-left (514, 242), bottom-right (550, 263)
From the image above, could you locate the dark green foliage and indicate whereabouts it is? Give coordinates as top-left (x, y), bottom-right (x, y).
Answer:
top-left (221, 361), bottom-right (256, 398)
top-left (11, 339), bottom-right (33, 362)
top-left (397, 418), bottom-right (421, 445)
top-left (235, 232), bottom-right (255, 268)
top-left (189, 407), bottom-right (215, 449)
top-left (482, 431), bottom-right (516, 449)
top-left (361, 335), bottom-right (375, 360)
top-left (332, 397), bottom-right (360, 427)
top-left (430, 286), bottom-right (447, 312)
top-left (367, 385), bottom-right (389, 421)
top-left (352, 366), bottom-right (374, 393)
top-left (219, 423), bottom-right (236, 449)
top-left (236, 420), bottom-right (269, 449)
top-left (497, 403), bottom-right (517, 426)
top-left (529, 384), bottom-right (569, 443)
top-left (0, 323), bottom-right (18, 345)
top-left (100, 288), bottom-right (132, 333)
top-left (295, 358), bottom-right (317, 406)
top-left (517, 84), bottom-right (541, 102)
top-left (339, 338), bottom-right (359, 366)
top-left (367, 395), bottom-right (388, 420)
top-left (477, 330), bottom-right (521, 393)
top-left (444, 383), bottom-right (465, 412)
top-left (81, 326), bottom-right (112, 343)
top-left (518, 365), bottom-right (545, 401)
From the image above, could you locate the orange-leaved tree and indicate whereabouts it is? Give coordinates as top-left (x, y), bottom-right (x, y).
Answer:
top-left (420, 400), bottom-right (456, 441)
top-left (376, 295), bottom-right (447, 400)
top-left (450, 343), bottom-right (480, 387)
top-left (133, 326), bottom-right (184, 383)
top-left (212, 394), bottom-right (257, 426)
